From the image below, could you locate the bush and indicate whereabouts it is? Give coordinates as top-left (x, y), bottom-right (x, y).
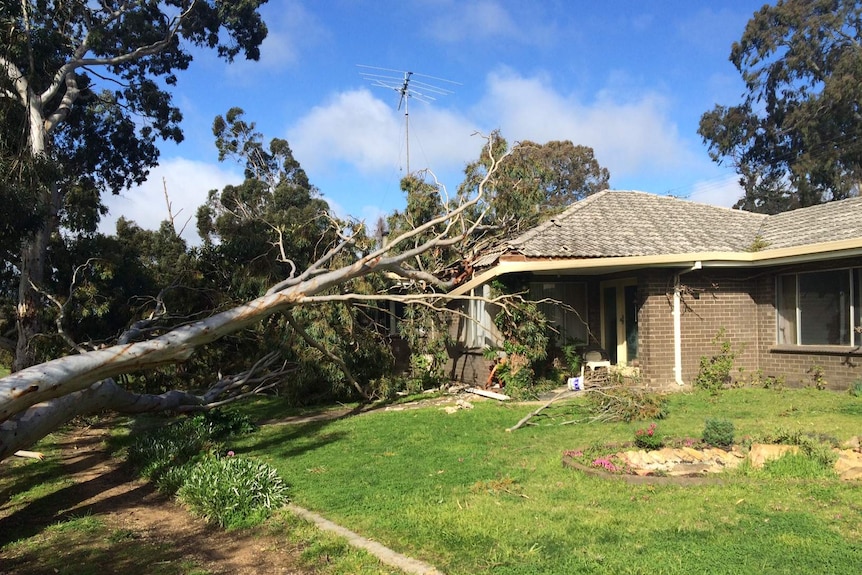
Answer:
top-left (177, 454), bottom-right (289, 529)
top-left (849, 379), bottom-right (862, 397)
top-left (693, 329), bottom-right (736, 393)
top-left (634, 422), bottom-right (664, 450)
top-left (702, 419), bottom-right (735, 447)
top-left (126, 418), bottom-right (209, 480)
top-left (585, 386), bottom-right (668, 423)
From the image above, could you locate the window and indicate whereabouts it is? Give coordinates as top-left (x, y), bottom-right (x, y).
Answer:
top-left (529, 281), bottom-right (589, 344)
top-left (777, 268), bottom-right (860, 346)
top-left (466, 284), bottom-right (495, 348)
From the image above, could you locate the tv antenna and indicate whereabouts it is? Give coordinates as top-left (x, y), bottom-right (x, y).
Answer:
top-left (358, 64), bottom-right (459, 174)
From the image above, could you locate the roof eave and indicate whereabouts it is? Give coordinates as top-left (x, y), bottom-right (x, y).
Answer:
top-left (451, 237), bottom-right (862, 296)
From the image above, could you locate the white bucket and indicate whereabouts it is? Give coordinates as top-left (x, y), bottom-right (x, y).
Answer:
top-left (567, 376), bottom-right (583, 391)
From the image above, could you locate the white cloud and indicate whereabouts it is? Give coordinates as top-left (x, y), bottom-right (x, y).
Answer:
top-left (99, 158), bottom-right (243, 244)
top-left (687, 174), bottom-right (743, 208)
top-left (227, 1), bottom-right (329, 74)
top-left (477, 69), bottom-right (697, 178)
top-left (426, 0), bottom-right (518, 43)
top-left (287, 88), bottom-right (480, 177)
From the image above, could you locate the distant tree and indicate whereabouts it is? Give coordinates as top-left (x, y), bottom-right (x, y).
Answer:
top-left (698, 0), bottom-right (862, 213)
top-left (1, 1), bottom-right (267, 370)
top-left (459, 132), bottom-right (610, 232)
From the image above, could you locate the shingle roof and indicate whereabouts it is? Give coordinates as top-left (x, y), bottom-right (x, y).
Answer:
top-left (759, 196), bottom-right (862, 249)
top-left (506, 190), bottom-right (767, 258)
top-left (485, 190), bottom-right (862, 263)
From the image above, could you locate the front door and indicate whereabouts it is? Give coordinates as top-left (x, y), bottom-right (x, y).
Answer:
top-left (601, 279), bottom-right (639, 366)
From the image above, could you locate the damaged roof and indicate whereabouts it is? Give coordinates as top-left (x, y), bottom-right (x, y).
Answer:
top-left (484, 190), bottom-right (862, 264)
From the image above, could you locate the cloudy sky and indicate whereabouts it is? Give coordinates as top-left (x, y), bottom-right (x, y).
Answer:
top-left (101, 0), bottom-right (766, 242)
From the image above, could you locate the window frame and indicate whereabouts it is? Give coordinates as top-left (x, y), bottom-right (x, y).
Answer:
top-left (776, 267), bottom-right (859, 347)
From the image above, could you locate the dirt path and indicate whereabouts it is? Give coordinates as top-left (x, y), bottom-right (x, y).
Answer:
top-left (0, 424), bottom-right (307, 574)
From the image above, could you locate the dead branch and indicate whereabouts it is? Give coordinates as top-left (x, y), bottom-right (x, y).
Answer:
top-left (506, 388), bottom-right (571, 432)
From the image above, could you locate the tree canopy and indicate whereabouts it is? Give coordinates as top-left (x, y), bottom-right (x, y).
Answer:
top-left (459, 133), bottom-right (610, 232)
top-left (698, 0), bottom-right (862, 213)
top-left (1, 1), bottom-right (268, 369)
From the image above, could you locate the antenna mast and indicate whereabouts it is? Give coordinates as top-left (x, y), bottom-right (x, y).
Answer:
top-left (358, 65), bottom-right (459, 175)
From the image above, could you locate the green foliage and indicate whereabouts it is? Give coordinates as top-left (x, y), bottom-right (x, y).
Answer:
top-left (177, 454), bottom-right (289, 530)
top-left (633, 422), bottom-right (663, 450)
top-left (754, 428), bottom-right (839, 468)
top-left (702, 419), bottom-right (735, 447)
top-left (126, 410), bottom-right (256, 482)
top-left (698, 0), bottom-right (862, 213)
top-left (693, 328), bottom-right (736, 393)
top-left (457, 132), bottom-right (611, 232)
top-left (758, 453), bottom-right (839, 480)
top-left (585, 386), bottom-right (669, 422)
top-left (849, 379), bottom-right (862, 397)
top-left (807, 364), bottom-right (827, 390)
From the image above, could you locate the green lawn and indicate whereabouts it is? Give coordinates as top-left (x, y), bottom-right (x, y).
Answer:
top-left (234, 388), bottom-right (862, 575)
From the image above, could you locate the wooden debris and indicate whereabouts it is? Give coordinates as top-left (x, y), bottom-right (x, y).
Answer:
top-left (465, 387), bottom-right (511, 401)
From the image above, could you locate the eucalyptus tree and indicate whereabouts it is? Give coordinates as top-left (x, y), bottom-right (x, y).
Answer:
top-left (1, 1), bottom-right (268, 370)
top-left (459, 133), bottom-right (610, 234)
top-left (0, 133), bottom-right (510, 461)
top-left (699, 0), bottom-right (862, 213)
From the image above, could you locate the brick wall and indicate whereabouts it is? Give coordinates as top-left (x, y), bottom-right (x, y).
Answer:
top-left (447, 258), bottom-right (862, 390)
top-left (753, 258), bottom-right (862, 389)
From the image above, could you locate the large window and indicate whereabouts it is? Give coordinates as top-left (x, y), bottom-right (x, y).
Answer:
top-left (466, 284), bottom-right (495, 348)
top-left (777, 268), bottom-right (861, 346)
top-left (529, 281), bottom-right (589, 344)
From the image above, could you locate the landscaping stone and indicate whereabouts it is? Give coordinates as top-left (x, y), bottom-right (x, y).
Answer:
top-left (748, 444), bottom-right (798, 468)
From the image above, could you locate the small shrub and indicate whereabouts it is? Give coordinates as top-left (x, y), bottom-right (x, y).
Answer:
top-left (155, 462), bottom-right (195, 495)
top-left (848, 379), bottom-right (862, 397)
top-left (693, 329), bottom-right (736, 393)
top-left (194, 409), bottom-right (257, 439)
top-left (633, 422), bottom-right (663, 450)
top-left (126, 419), bottom-right (209, 480)
top-left (585, 386), bottom-right (668, 422)
top-left (807, 364), bottom-right (827, 390)
top-left (702, 419), bottom-right (735, 447)
top-left (177, 454), bottom-right (289, 529)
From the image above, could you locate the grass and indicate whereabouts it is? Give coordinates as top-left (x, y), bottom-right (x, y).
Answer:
top-left (228, 387), bottom-right (862, 575)
top-left (0, 418), bottom-right (408, 574)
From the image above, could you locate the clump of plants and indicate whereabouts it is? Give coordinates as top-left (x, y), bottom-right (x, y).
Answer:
top-left (634, 422), bottom-right (664, 450)
top-left (177, 453), bottom-right (288, 529)
top-left (584, 386), bottom-right (669, 422)
top-left (849, 379), bottom-right (862, 397)
top-left (694, 328), bottom-right (737, 393)
top-left (125, 409), bottom-right (287, 530)
top-left (702, 418), bottom-right (734, 448)
top-left (754, 428), bottom-right (839, 468)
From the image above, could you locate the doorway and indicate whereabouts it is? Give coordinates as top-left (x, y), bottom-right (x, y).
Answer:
top-left (601, 279), bottom-right (639, 366)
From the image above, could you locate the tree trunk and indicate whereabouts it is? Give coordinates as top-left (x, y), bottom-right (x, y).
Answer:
top-left (13, 98), bottom-right (55, 372)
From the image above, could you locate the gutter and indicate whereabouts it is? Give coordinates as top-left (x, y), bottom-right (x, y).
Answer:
top-left (451, 238), bottom-right (862, 297)
top-left (674, 261), bottom-right (702, 386)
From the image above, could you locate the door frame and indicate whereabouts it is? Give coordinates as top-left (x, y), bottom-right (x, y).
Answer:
top-left (600, 278), bottom-right (638, 366)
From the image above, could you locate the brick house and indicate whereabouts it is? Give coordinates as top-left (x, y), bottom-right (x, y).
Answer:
top-left (447, 191), bottom-right (862, 390)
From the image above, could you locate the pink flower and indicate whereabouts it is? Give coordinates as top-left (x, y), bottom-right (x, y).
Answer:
top-left (227, 450), bottom-right (235, 457)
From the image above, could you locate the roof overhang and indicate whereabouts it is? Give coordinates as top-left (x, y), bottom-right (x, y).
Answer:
top-left (450, 237), bottom-right (862, 296)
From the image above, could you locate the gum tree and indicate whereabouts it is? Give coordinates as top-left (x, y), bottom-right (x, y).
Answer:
top-left (1, 1), bottom-right (267, 370)
top-left (699, 0), bottom-right (862, 213)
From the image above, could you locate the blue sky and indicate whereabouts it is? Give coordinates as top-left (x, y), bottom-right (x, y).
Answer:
top-left (100, 0), bottom-right (766, 242)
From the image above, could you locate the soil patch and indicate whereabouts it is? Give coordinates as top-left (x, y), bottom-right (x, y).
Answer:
top-left (0, 424), bottom-right (307, 575)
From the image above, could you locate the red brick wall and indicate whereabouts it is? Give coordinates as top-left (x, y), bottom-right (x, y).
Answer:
top-left (447, 259), bottom-right (862, 390)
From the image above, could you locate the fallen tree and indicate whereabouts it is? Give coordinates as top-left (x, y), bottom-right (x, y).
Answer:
top-left (0, 140), bottom-right (508, 461)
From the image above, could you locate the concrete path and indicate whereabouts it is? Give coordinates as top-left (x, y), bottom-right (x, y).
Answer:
top-left (288, 504), bottom-right (445, 575)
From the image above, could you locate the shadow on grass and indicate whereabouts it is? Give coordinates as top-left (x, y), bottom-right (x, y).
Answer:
top-left (239, 420), bottom-right (349, 460)
top-left (0, 462), bottom-right (157, 548)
